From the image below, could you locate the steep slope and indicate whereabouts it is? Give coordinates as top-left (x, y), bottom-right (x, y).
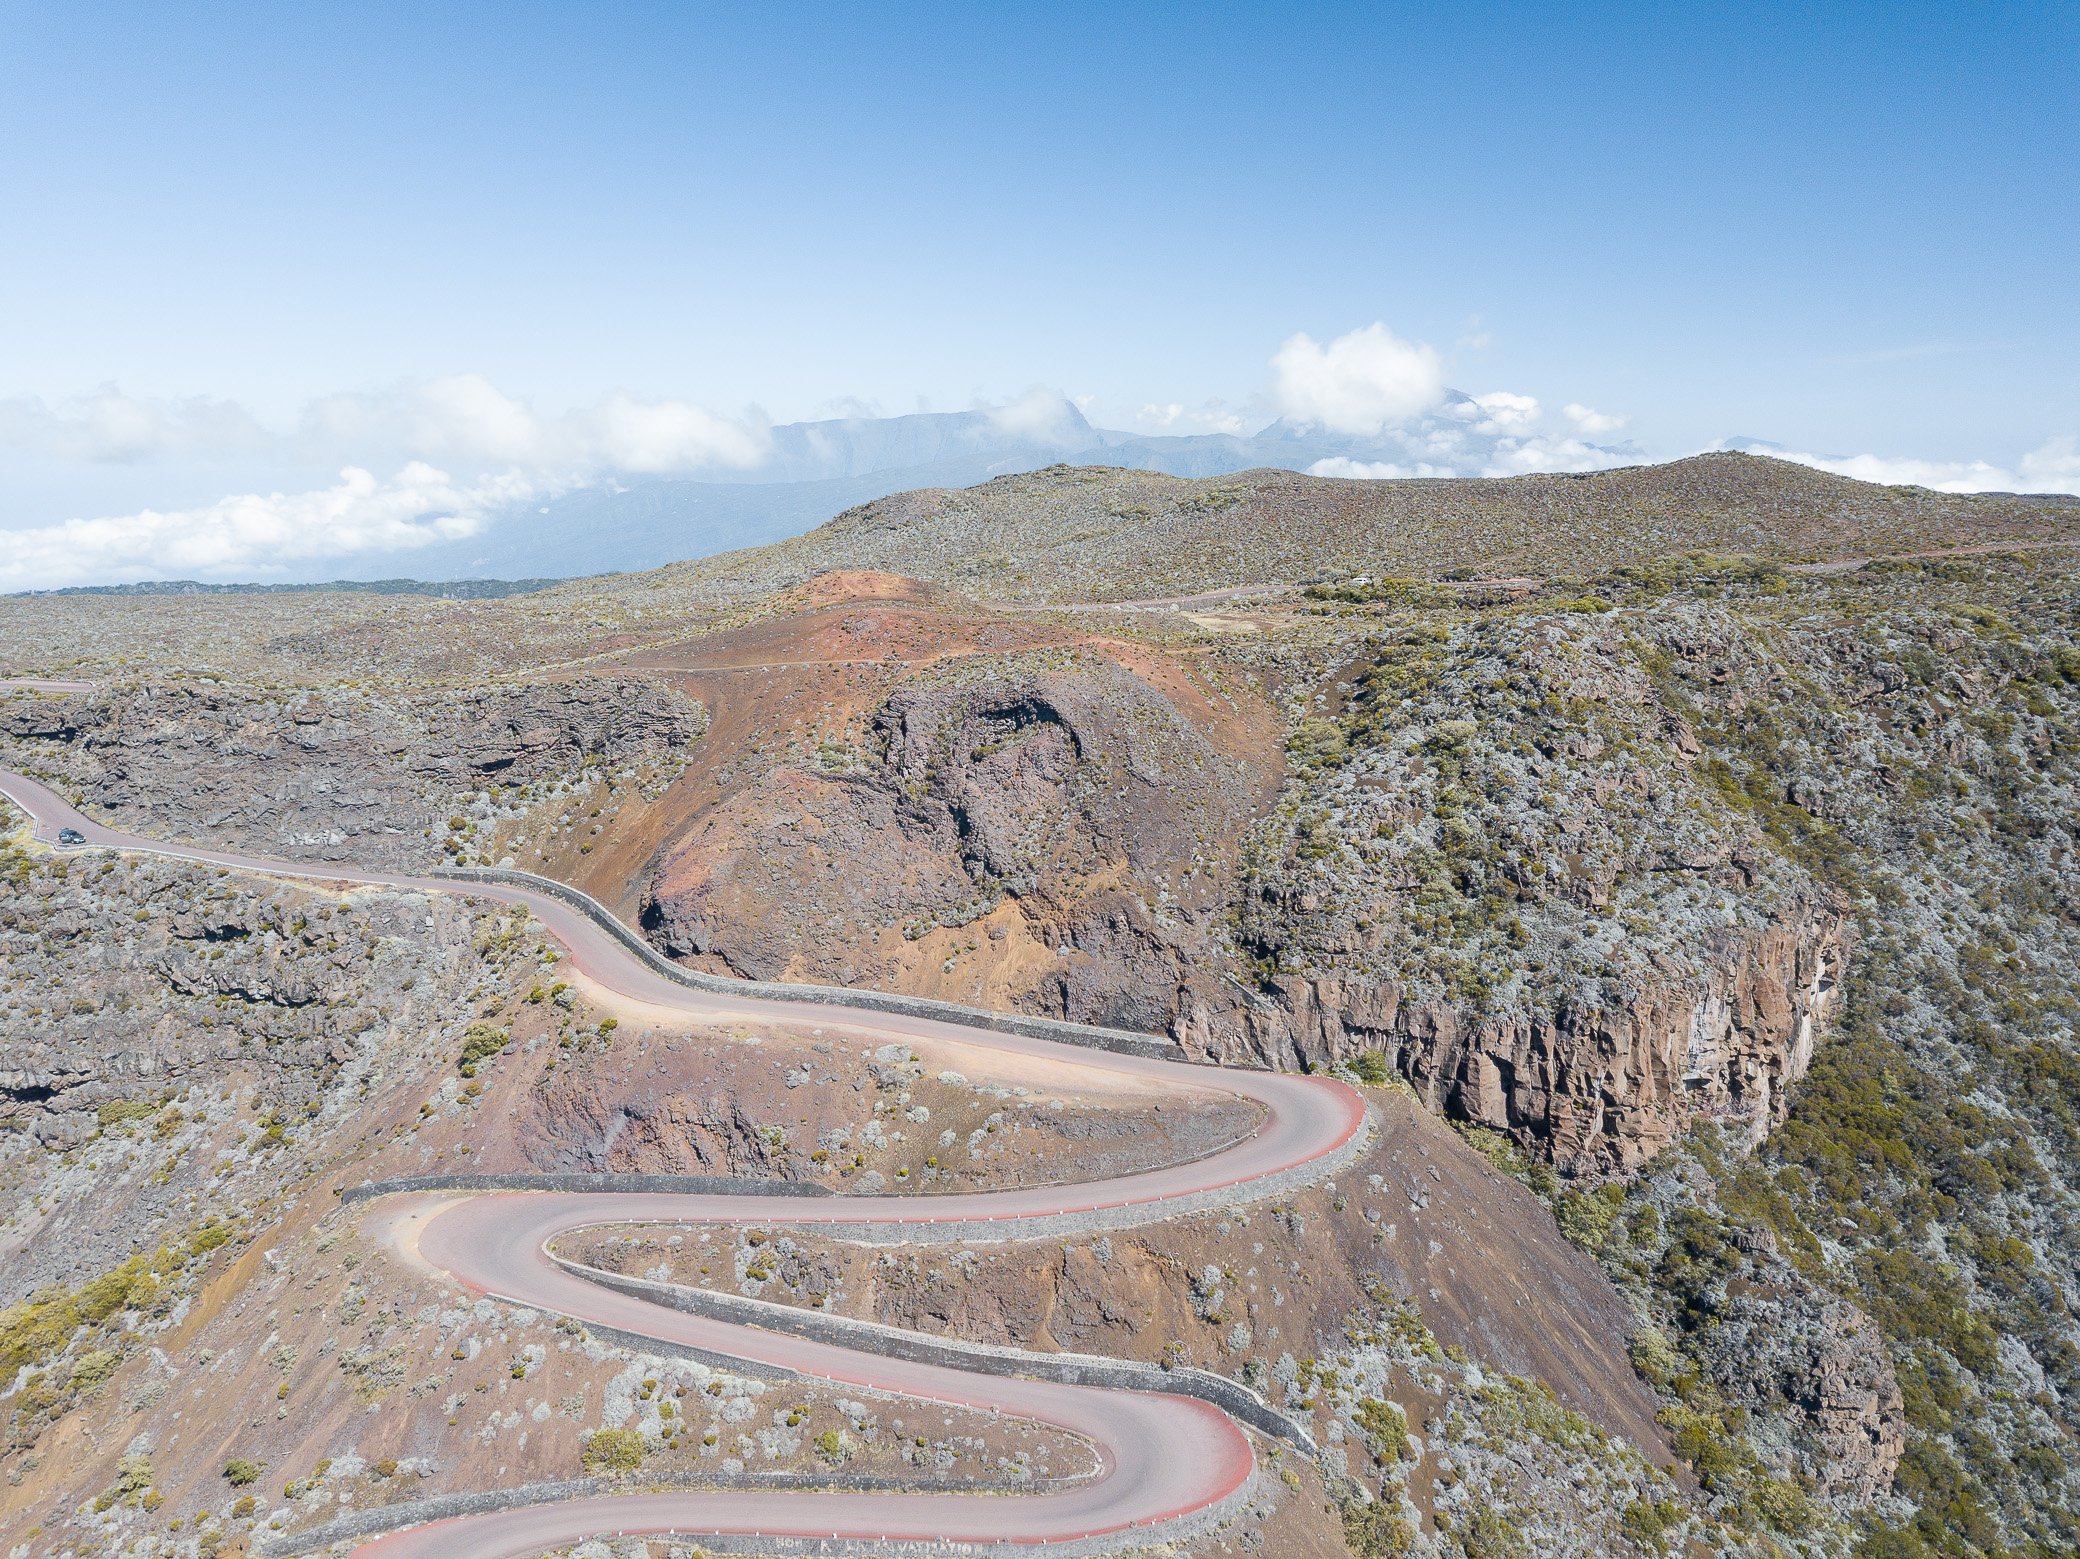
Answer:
top-left (551, 549), bottom-right (2080, 1553)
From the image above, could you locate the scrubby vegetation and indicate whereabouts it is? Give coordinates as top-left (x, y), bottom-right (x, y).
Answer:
top-left (0, 1218), bottom-right (238, 1451)
top-left (579, 1426), bottom-right (647, 1476)
top-left (1492, 555), bottom-right (2080, 1555)
top-left (458, 1021), bottom-right (510, 1075)
top-left (1317, 1287), bottom-right (1714, 1557)
top-left (3, 462), bottom-right (2077, 1558)
top-left (1235, 551), bottom-right (2080, 1552)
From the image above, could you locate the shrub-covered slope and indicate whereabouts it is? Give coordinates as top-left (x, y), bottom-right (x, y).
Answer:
top-left (1262, 551), bottom-right (2080, 1555)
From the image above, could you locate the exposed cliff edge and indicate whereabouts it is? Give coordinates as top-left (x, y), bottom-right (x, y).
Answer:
top-left (632, 617), bottom-right (1849, 1175)
top-left (1172, 905), bottom-right (1847, 1173)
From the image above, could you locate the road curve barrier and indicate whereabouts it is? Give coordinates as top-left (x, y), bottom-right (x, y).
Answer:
top-left (557, 1255), bottom-right (1321, 1458)
top-left (431, 864), bottom-right (1199, 1066)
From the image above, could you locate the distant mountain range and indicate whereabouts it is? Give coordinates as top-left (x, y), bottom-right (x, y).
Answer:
top-left (371, 395), bottom-right (1639, 583)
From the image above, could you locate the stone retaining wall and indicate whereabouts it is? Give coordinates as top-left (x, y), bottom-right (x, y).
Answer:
top-left (256, 1464), bottom-right (1243, 1559)
top-left (339, 1173), bottom-right (834, 1207)
top-left (575, 1314), bottom-right (802, 1382)
top-left (563, 1258), bottom-right (1319, 1458)
top-left (434, 864), bottom-right (1194, 1064)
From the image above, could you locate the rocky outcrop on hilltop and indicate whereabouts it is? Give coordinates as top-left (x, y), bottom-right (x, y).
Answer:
top-left (641, 652), bottom-right (1263, 1031)
top-left (1, 675), bottom-right (707, 866)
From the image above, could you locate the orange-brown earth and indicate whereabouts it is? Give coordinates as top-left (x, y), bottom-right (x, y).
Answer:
top-left (509, 573), bottom-right (1287, 1035)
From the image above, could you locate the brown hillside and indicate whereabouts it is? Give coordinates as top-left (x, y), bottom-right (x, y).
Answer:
top-left (614, 450), bottom-right (2078, 607)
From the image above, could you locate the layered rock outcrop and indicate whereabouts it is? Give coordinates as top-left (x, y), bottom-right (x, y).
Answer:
top-left (1173, 906), bottom-right (1847, 1172)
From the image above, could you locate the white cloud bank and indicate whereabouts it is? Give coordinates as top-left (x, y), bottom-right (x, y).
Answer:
top-left (1746, 437), bottom-right (2080, 496)
top-left (7, 342), bottom-right (2075, 592)
top-left (1307, 427), bottom-right (1625, 483)
top-left (0, 387), bottom-right (271, 463)
top-left (1262, 322), bottom-right (1639, 481)
top-left (0, 376), bottom-right (773, 589)
top-left (983, 387), bottom-right (1092, 444)
top-left (0, 464), bottom-right (544, 593)
top-left (302, 374), bottom-right (770, 473)
top-left (0, 375), bottom-right (771, 475)
top-left (1272, 323), bottom-right (1446, 432)
top-left (1564, 403), bottom-right (1628, 435)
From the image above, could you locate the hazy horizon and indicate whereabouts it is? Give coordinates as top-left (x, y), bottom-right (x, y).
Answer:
top-left (3, 2), bottom-right (2075, 589)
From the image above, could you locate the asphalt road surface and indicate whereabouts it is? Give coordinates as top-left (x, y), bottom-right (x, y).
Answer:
top-left (0, 678), bottom-right (97, 694)
top-left (0, 768), bottom-right (1366, 1558)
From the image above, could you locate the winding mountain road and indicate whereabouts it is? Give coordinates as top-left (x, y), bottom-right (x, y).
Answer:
top-left (0, 769), bottom-right (1368, 1558)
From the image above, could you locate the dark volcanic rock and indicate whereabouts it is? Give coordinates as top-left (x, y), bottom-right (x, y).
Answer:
top-left (4, 675), bottom-right (706, 867)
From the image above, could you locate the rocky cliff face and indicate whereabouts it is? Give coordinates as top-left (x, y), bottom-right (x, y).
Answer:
top-left (1174, 905), bottom-right (1847, 1172)
top-left (2, 675), bottom-right (707, 867)
top-left (632, 611), bottom-right (1852, 1175)
top-left (0, 829), bottom-right (497, 1304)
top-left (966, 609), bottom-right (1854, 1175)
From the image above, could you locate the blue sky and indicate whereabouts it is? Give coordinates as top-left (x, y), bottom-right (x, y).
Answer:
top-left (1, 2), bottom-right (2076, 582)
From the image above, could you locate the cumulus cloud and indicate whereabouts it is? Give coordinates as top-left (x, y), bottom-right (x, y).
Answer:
top-left (0, 386), bottom-right (271, 463)
top-left (1293, 367), bottom-right (1637, 483)
top-left (1271, 323), bottom-right (1446, 432)
top-left (1746, 436), bottom-right (2080, 496)
top-left (1465, 391), bottom-right (1542, 431)
top-left (0, 464), bottom-right (544, 592)
top-left (1564, 403), bottom-right (1628, 435)
top-left (301, 373), bottom-right (768, 473)
top-left (572, 392), bottom-right (770, 472)
top-left (1475, 434), bottom-right (1634, 476)
top-left (1309, 430), bottom-right (1632, 484)
top-left (1308, 456), bottom-right (1457, 481)
top-left (983, 388), bottom-right (1090, 444)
